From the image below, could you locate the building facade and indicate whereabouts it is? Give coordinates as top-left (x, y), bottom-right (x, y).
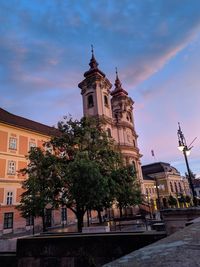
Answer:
top-left (78, 50), bottom-right (144, 193)
top-left (0, 108), bottom-right (76, 235)
top-left (142, 162), bottom-right (191, 209)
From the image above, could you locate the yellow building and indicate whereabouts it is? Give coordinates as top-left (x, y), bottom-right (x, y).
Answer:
top-left (142, 162), bottom-right (191, 209)
top-left (0, 108), bottom-right (66, 235)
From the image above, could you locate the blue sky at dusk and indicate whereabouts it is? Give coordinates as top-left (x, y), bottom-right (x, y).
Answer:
top-left (1, 0), bottom-right (200, 176)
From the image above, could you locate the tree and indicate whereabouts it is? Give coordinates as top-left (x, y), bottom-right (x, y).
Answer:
top-left (60, 155), bottom-right (109, 232)
top-left (17, 147), bottom-right (61, 232)
top-left (185, 195), bottom-right (191, 205)
top-left (50, 116), bottom-right (122, 228)
top-left (18, 116), bottom-right (142, 233)
top-left (168, 195), bottom-right (177, 207)
top-left (111, 165), bottom-right (142, 217)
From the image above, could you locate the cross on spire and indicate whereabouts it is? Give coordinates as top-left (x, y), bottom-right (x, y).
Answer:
top-left (91, 44), bottom-right (94, 55)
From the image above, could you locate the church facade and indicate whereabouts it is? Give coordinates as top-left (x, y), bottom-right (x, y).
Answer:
top-left (78, 50), bottom-right (144, 193)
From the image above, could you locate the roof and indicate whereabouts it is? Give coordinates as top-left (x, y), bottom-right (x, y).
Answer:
top-left (193, 179), bottom-right (200, 187)
top-left (142, 173), bottom-right (155, 181)
top-left (142, 162), bottom-right (180, 175)
top-left (0, 108), bottom-right (58, 136)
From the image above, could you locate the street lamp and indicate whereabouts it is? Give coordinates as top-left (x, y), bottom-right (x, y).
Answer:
top-left (177, 123), bottom-right (196, 200)
top-left (145, 192), bottom-right (152, 219)
top-left (154, 178), bottom-right (161, 210)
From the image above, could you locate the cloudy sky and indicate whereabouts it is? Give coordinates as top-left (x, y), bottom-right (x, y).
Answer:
top-left (0, 0), bottom-right (200, 176)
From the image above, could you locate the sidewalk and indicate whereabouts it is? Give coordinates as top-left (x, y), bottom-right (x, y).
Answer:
top-left (0, 223), bottom-right (78, 252)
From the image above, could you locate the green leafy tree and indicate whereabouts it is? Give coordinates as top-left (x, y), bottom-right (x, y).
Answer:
top-left (168, 195), bottom-right (177, 207)
top-left (18, 116), bottom-right (142, 233)
top-left (50, 116), bottom-right (122, 225)
top-left (111, 165), bottom-right (142, 217)
top-left (60, 155), bottom-right (109, 232)
top-left (185, 195), bottom-right (191, 204)
top-left (17, 147), bottom-right (61, 232)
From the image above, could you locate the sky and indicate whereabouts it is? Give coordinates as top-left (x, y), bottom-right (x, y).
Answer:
top-left (0, 0), bottom-right (200, 176)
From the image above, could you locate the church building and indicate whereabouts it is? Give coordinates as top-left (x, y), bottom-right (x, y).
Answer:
top-left (78, 49), bottom-right (144, 193)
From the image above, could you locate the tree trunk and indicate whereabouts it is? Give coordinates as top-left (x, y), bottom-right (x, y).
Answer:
top-left (119, 206), bottom-right (123, 218)
top-left (97, 210), bottom-right (102, 224)
top-left (77, 208), bottom-right (85, 233)
top-left (87, 210), bottom-right (90, 227)
top-left (32, 217), bottom-right (35, 235)
top-left (125, 207), bottom-right (128, 217)
top-left (42, 212), bottom-right (46, 232)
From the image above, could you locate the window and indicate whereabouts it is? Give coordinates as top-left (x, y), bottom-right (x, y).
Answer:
top-left (9, 137), bottom-right (17, 150)
top-left (170, 182), bottom-right (174, 192)
top-left (88, 95), bottom-right (94, 108)
top-left (29, 142), bottom-right (36, 150)
top-left (132, 161), bottom-right (136, 173)
top-left (7, 161), bottom-right (16, 175)
top-left (127, 112), bottom-right (132, 122)
top-left (61, 207), bottom-right (67, 221)
top-left (149, 188), bottom-right (152, 194)
top-left (107, 128), bottom-right (111, 137)
top-left (104, 95), bottom-right (109, 107)
top-left (174, 182), bottom-right (178, 193)
top-left (178, 182), bottom-right (182, 192)
top-left (4, 212), bottom-right (13, 229)
top-left (45, 145), bottom-right (53, 154)
top-left (26, 216), bottom-right (34, 226)
top-left (6, 192), bottom-right (13, 205)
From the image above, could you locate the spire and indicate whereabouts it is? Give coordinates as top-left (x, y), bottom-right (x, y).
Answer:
top-left (114, 67), bottom-right (122, 88)
top-left (89, 44), bottom-right (99, 69)
top-left (111, 68), bottom-right (128, 96)
top-left (84, 45), bottom-right (105, 78)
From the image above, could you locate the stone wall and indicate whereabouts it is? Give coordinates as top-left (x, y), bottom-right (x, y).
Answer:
top-left (17, 232), bottom-right (166, 267)
top-left (161, 207), bottom-right (200, 235)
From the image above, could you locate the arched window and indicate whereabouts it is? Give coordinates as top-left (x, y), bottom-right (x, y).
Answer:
top-left (174, 182), bottom-right (178, 193)
top-left (170, 182), bottom-right (174, 192)
top-left (128, 112), bottom-right (132, 122)
top-left (88, 95), bottom-right (94, 108)
top-left (132, 161), bottom-right (136, 174)
top-left (178, 182), bottom-right (182, 192)
top-left (107, 128), bottom-right (111, 137)
top-left (104, 95), bottom-right (109, 107)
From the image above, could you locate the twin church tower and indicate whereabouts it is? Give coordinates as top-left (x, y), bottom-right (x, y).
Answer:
top-left (78, 48), bottom-right (144, 193)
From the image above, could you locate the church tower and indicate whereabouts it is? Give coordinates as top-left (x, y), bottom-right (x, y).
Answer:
top-left (110, 69), bottom-right (144, 191)
top-left (79, 51), bottom-right (144, 193)
top-left (78, 47), bottom-right (112, 121)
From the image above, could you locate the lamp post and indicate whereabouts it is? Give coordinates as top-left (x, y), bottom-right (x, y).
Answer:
top-left (154, 178), bottom-right (161, 210)
top-left (154, 178), bottom-right (163, 220)
top-left (145, 192), bottom-right (152, 219)
top-left (177, 123), bottom-right (195, 200)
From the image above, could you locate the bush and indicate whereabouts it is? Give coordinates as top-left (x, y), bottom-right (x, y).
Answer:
top-left (168, 195), bottom-right (177, 207)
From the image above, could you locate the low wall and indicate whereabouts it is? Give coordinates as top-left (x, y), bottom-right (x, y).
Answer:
top-left (103, 220), bottom-right (200, 267)
top-left (161, 207), bottom-right (200, 235)
top-left (17, 231), bottom-right (166, 267)
top-left (0, 252), bottom-right (16, 267)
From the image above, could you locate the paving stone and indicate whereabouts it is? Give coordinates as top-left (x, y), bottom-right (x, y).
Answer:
top-left (103, 221), bottom-right (200, 267)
